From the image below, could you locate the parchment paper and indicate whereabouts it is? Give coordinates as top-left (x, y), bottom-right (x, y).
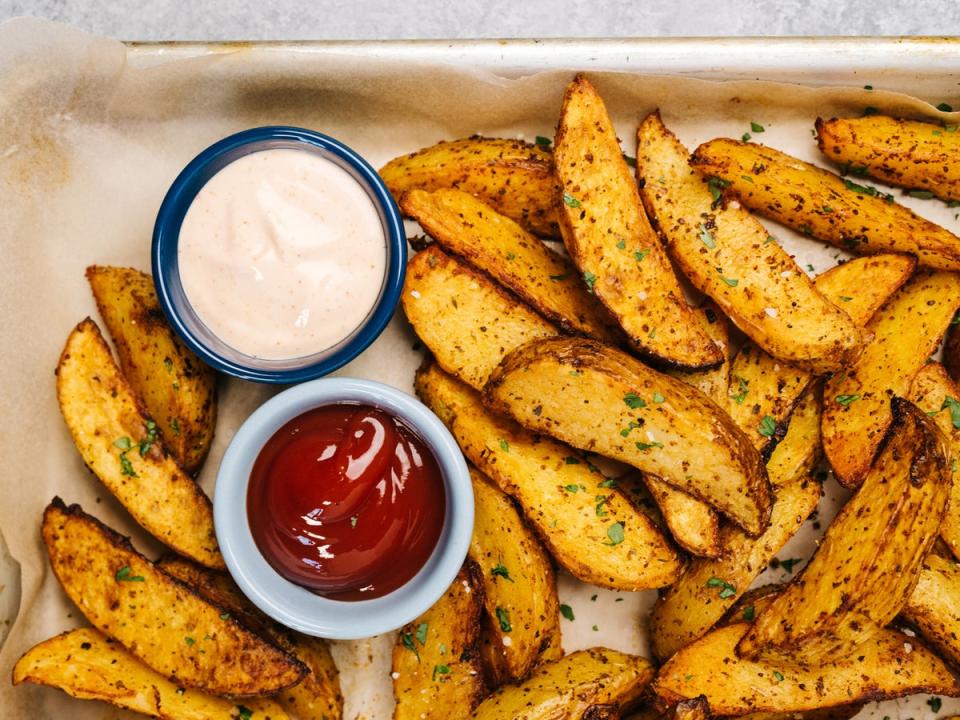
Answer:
top-left (2, 16), bottom-right (960, 720)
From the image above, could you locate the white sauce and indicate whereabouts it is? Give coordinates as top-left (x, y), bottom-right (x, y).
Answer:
top-left (178, 148), bottom-right (386, 360)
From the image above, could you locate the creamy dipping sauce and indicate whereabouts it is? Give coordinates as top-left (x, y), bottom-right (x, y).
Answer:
top-left (178, 148), bottom-right (386, 360)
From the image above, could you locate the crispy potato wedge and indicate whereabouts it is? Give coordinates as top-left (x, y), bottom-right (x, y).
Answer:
top-left (816, 115), bottom-right (960, 201)
top-left (392, 562), bottom-right (486, 720)
top-left (674, 697), bottom-right (711, 720)
top-left (379, 136), bottom-right (559, 237)
top-left (56, 318), bottom-right (222, 568)
top-left (946, 322), bottom-right (960, 384)
top-left (583, 705), bottom-right (621, 720)
top-left (42, 499), bottom-right (306, 696)
top-left (157, 556), bottom-right (342, 720)
top-left (909, 363), bottom-right (960, 559)
top-left (471, 647), bottom-right (654, 720)
top-left (823, 269), bottom-right (960, 487)
top-left (653, 621), bottom-right (960, 715)
top-left (401, 188), bottom-right (620, 341)
top-left (764, 385), bottom-right (822, 488)
top-left (691, 138), bottom-right (960, 271)
top-left (739, 399), bottom-right (951, 665)
top-left (554, 75), bottom-right (721, 370)
top-left (402, 246), bottom-right (557, 390)
top-left (902, 554), bottom-right (960, 667)
top-left (669, 302), bottom-right (732, 405)
top-left (416, 361), bottom-right (682, 589)
top-left (86, 265), bottom-right (216, 474)
top-left (726, 254), bottom-right (915, 458)
top-left (12, 628), bottom-right (288, 720)
top-left (643, 478), bottom-right (721, 559)
top-left (469, 468), bottom-right (561, 683)
top-left (637, 111), bottom-right (859, 374)
top-left (484, 337), bottom-right (771, 535)
top-left (649, 476), bottom-right (821, 661)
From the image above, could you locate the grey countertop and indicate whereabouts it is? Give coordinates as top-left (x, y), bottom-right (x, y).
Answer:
top-left (2, 0), bottom-right (960, 40)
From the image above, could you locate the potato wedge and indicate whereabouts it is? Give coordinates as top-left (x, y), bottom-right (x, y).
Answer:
top-left (816, 115), bottom-right (960, 201)
top-left (471, 647), bottom-right (654, 720)
top-left (12, 628), bottom-right (288, 720)
top-left (554, 75), bottom-right (721, 370)
top-left (42, 499), bottom-right (306, 696)
top-left (484, 337), bottom-right (771, 535)
top-left (469, 468), bottom-right (561, 684)
top-left (909, 363), bottom-right (960, 559)
top-left (738, 399), bottom-right (951, 665)
top-left (653, 621), bottom-right (960, 715)
top-left (690, 138), bottom-right (960, 271)
top-left (392, 562), bottom-right (485, 720)
top-left (379, 136), bottom-right (559, 237)
top-left (643, 478), bottom-right (721, 559)
top-left (764, 385), bottom-right (822, 489)
top-left (902, 553), bottom-right (960, 667)
top-left (674, 697), bottom-right (711, 720)
top-left (56, 318), bottom-right (222, 569)
top-left (668, 302), bottom-right (732, 405)
top-left (401, 188), bottom-right (620, 341)
top-left (416, 361), bottom-right (682, 589)
top-left (86, 265), bottom-right (216, 474)
top-left (823, 269), bottom-right (960, 487)
top-left (946, 321), bottom-right (960, 384)
top-left (637, 111), bottom-right (859, 374)
top-left (649, 476), bottom-right (821, 661)
top-left (726, 254), bottom-right (915, 458)
top-left (402, 246), bottom-right (557, 390)
top-left (157, 556), bottom-right (342, 720)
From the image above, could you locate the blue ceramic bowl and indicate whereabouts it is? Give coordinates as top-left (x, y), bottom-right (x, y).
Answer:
top-left (152, 126), bottom-right (406, 384)
top-left (213, 377), bottom-right (473, 640)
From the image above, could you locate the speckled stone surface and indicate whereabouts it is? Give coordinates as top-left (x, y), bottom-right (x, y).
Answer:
top-left (2, 0), bottom-right (960, 40)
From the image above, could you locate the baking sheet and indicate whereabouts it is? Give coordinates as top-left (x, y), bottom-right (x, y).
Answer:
top-left (2, 15), bottom-right (960, 720)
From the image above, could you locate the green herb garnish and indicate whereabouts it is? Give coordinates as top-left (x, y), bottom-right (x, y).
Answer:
top-left (751, 122), bottom-right (765, 133)
top-left (605, 522), bottom-right (625, 546)
top-left (623, 392), bottom-right (647, 409)
top-left (495, 607), bottom-right (512, 633)
top-left (583, 271), bottom-right (597, 293)
top-left (560, 604), bottom-right (575, 621)
top-left (836, 394), bottom-right (861, 407)
top-left (492, 562), bottom-right (514, 582)
top-left (115, 566), bottom-right (145, 583)
top-left (563, 192), bottom-right (581, 208)
top-left (758, 415), bottom-right (777, 437)
top-left (698, 223), bottom-right (716, 249)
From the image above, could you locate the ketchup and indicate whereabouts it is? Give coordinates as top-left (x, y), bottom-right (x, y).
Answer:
top-left (247, 403), bottom-right (446, 600)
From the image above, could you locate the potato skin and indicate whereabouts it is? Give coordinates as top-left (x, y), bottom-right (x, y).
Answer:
top-left (554, 75), bottom-right (722, 370)
top-left (55, 318), bottom-right (222, 569)
top-left (41, 499), bottom-right (307, 696)
top-left (816, 115), bottom-right (960, 201)
top-left (379, 135), bottom-right (560, 238)
top-left (902, 554), bottom-right (960, 668)
top-left (691, 138), bottom-right (960, 271)
top-left (484, 336), bottom-right (771, 535)
top-left (12, 628), bottom-right (289, 719)
top-left (86, 265), bottom-right (216, 475)
top-left (738, 399), bottom-right (951, 665)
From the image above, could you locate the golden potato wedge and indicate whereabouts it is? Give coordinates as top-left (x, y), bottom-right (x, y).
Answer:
top-left (816, 115), bottom-right (960, 201)
top-left (946, 321), bottom-right (960, 384)
top-left (738, 399), bottom-right (951, 665)
top-left (690, 138), bottom-right (960, 271)
top-left (402, 246), bottom-right (557, 390)
top-left (725, 254), bottom-right (915, 458)
top-left (909, 363), bottom-right (960, 559)
top-left (471, 647), bottom-right (654, 720)
top-left (668, 302), bottom-right (732, 405)
top-left (56, 318), bottom-right (222, 569)
top-left (643, 478), bottom-right (721, 559)
top-left (674, 697), bottom-right (711, 720)
top-left (416, 361), bottom-right (682, 589)
top-left (637, 111), bottom-right (859, 375)
top-left (484, 337), bottom-right (771, 535)
top-left (379, 136), bottom-right (559, 237)
top-left (86, 265), bottom-right (216, 474)
top-left (392, 562), bottom-right (486, 720)
top-left (469, 468), bottom-right (561, 683)
top-left (157, 556), bottom-right (342, 720)
top-left (12, 628), bottom-right (289, 720)
top-left (764, 385), bottom-right (822, 489)
top-left (649, 476), bottom-right (821, 661)
top-left (401, 188), bottom-right (620, 341)
top-left (554, 75), bottom-right (721, 370)
top-left (902, 554), bottom-right (960, 667)
top-left (653, 621), bottom-right (960, 715)
top-left (823, 269), bottom-right (960, 487)
top-left (42, 499), bottom-right (306, 696)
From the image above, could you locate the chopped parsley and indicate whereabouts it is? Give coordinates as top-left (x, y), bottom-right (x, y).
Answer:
top-left (495, 607), bottom-right (512, 633)
top-left (562, 192), bottom-right (581, 208)
top-left (236, 705), bottom-right (254, 720)
top-left (598, 477), bottom-right (619, 489)
top-left (622, 154), bottom-right (637, 168)
top-left (648, 328), bottom-right (657, 339)
top-left (605, 522), bottom-right (625, 546)
top-left (119, 452), bottom-right (137, 478)
top-left (170, 418), bottom-right (181, 436)
top-left (634, 250), bottom-right (649, 263)
top-left (836, 394), bottom-right (861, 407)
top-left (432, 664), bottom-right (450, 682)
top-left (764, 235), bottom-right (777, 245)
top-left (560, 604), bottom-right (575, 621)
top-left (740, 174), bottom-right (755, 184)
top-left (549, 272), bottom-right (569, 281)
top-left (113, 437), bottom-right (132, 450)
top-left (616, 239), bottom-right (626, 250)
top-left (864, 84), bottom-right (873, 90)
top-left (498, 438), bottom-right (510, 452)
top-left (652, 392), bottom-right (666, 404)
top-left (115, 566), bottom-right (145, 583)
top-left (928, 697), bottom-right (943, 713)
top-left (635, 441), bottom-right (664, 451)
top-left (718, 272), bottom-right (739, 287)
top-left (706, 576), bottom-right (736, 599)
top-left (595, 495), bottom-right (610, 517)
top-left (139, 419), bottom-right (158, 456)
top-left (220, 612), bottom-right (231, 620)
top-left (534, 135), bottom-right (552, 147)
top-left (838, 296), bottom-right (853, 302)
top-left (942, 397), bottom-right (960, 429)
top-left (730, 375), bottom-right (749, 405)
top-left (708, 177), bottom-right (730, 204)
top-left (758, 415), bottom-right (777, 437)
top-left (698, 223), bottom-right (716, 249)
top-left (937, 103), bottom-right (954, 113)
top-left (185, 636), bottom-right (196, 646)
top-left (773, 670), bottom-right (785, 682)
top-left (564, 456), bottom-right (581, 465)
top-left (908, 189), bottom-right (935, 199)
top-left (779, 557), bottom-right (803, 573)
top-left (163, 357), bottom-right (173, 372)
top-left (751, 122), bottom-right (765, 133)
top-left (583, 271), bottom-right (597, 293)
top-left (863, 106), bottom-right (879, 116)
top-left (564, 484), bottom-right (581, 493)
top-left (742, 605), bottom-right (756, 621)
top-left (620, 420), bottom-right (641, 437)
top-left (623, 392), bottom-right (647, 409)
top-left (491, 562), bottom-right (514, 582)
top-left (742, 132), bottom-right (752, 143)
top-left (401, 632), bottom-right (420, 661)
top-left (505, 252), bottom-right (516, 261)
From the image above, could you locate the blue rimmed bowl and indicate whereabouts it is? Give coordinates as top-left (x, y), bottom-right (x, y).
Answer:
top-left (152, 126), bottom-right (406, 384)
top-left (213, 377), bottom-right (473, 640)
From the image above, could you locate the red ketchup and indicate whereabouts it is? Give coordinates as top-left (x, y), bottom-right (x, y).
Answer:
top-left (247, 402), bottom-right (446, 600)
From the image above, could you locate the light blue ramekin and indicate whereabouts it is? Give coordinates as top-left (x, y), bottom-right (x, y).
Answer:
top-left (213, 377), bottom-right (472, 639)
